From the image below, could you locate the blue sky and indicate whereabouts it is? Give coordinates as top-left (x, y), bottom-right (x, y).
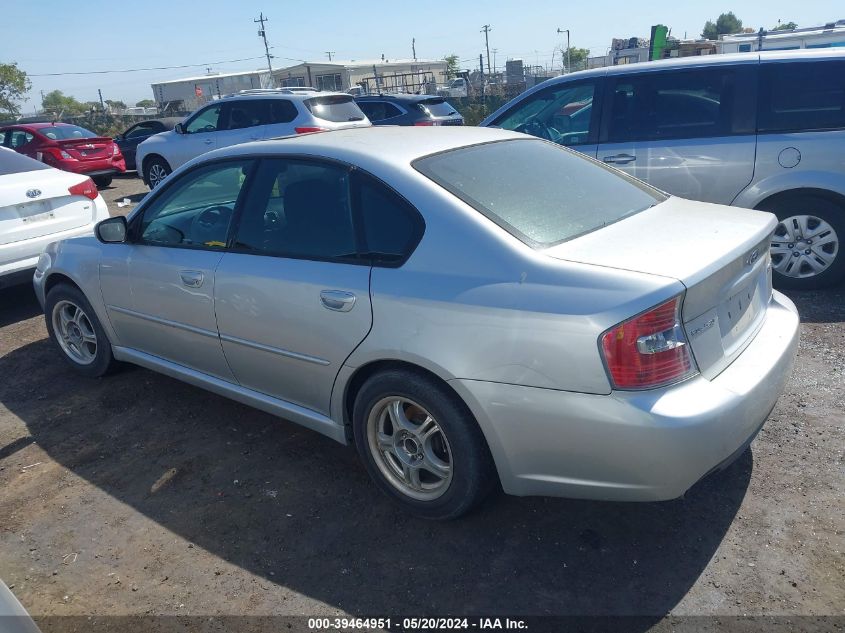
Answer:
top-left (5, 0), bottom-right (840, 109)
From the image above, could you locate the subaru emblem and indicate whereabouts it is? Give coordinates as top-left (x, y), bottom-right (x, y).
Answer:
top-left (26, 189), bottom-right (42, 199)
top-left (745, 248), bottom-right (760, 266)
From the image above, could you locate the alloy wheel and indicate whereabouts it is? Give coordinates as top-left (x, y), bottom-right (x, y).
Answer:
top-left (148, 163), bottom-right (168, 189)
top-left (52, 300), bottom-right (97, 365)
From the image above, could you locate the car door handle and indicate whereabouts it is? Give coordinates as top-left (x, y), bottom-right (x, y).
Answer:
top-left (320, 290), bottom-right (356, 312)
top-left (179, 270), bottom-right (204, 288)
top-left (602, 153), bottom-right (636, 164)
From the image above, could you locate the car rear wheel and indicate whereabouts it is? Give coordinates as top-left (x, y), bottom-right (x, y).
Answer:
top-left (144, 156), bottom-right (171, 190)
top-left (92, 175), bottom-right (112, 188)
top-left (352, 369), bottom-right (497, 520)
top-left (761, 194), bottom-right (844, 290)
top-left (45, 284), bottom-right (119, 378)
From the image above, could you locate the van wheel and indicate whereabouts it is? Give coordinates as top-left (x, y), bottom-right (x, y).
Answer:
top-left (45, 284), bottom-right (119, 378)
top-left (762, 194), bottom-right (844, 290)
top-left (92, 175), bottom-right (112, 188)
top-left (144, 156), bottom-right (171, 190)
top-left (352, 369), bottom-right (497, 520)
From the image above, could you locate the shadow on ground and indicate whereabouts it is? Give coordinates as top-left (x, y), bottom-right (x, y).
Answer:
top-left (0, 335), bottom-right (751, 622)
top-left (782, 286), bottom-right (845, 324)
top-left (0, 284), bottom-right (41, 328)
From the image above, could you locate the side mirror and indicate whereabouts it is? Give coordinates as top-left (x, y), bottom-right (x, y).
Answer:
top-left (174, 123), bottom-right (184, 135)
top-left (96, 216), bottom-right (128, 243)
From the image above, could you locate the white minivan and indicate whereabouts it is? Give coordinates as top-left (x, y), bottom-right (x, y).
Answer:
top-left (482, 49), bottom-right (845, 290)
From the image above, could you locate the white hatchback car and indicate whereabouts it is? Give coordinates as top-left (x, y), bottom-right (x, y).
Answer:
top-left (136, 91), bottom-right (371, 189)
top-left (0, 147), bottom-right (109, 287)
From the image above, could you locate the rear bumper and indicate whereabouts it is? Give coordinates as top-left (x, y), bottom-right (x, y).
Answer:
top-left (450, 290), bottom-right (800, 501)
top-left (1, 221), bottom-right (100, 282)
top-left (59, 161), bottom-right (125, 176)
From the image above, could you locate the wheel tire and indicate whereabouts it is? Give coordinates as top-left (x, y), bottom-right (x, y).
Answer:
top-left (45, 283), bottom-right (119, 378)
top-left (92, 175), bottom-right (112, 188)
top-left (144, 156), bottom-right (171, 190)
top-left (759, 193), bottom-right (845, 290)
top-left (352, 369), bottom-right (497, 520)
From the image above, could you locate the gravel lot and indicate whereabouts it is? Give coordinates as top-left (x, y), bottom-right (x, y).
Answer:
top-left (0, 173), bottom-right (842, 631)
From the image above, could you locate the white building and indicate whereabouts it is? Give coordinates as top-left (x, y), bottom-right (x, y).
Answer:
top-left (716, 20), bottom-right (845, 53)
top-left (272, 59), bottom-right (448, 94)
top-left (151, 69), bottom-right (273, 112)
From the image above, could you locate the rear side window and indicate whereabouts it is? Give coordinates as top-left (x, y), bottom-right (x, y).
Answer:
top-left (269, 99), bottom-right (298, 124)
top-left (222, 100), bottom-right (266, 130)
top-left (606, 67), bottom-right (747, 142)
top-left (758, 61), bottom-right (845, 133)
top-left (414, 139), bottom-right (662, 247)
top-left (0, 147), bottom-right (50, 174)
top-left (358, 101), bottom-right (403, 121)
top-left (354, 172), bottom-right (422, 263)
top-left (305, 96), bottom-right (366, 122)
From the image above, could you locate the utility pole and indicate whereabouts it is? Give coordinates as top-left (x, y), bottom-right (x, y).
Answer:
top-left (479, 53), bottom-right (485, 98)
top-left (97, 88), bottom-right (104, 110)
top-left (557, 28), bottom-right (570, 73)
top-left (492, 48), bottom-right (498, 74)
top-left (325, 51), bottom-right (335, 61)
top-left (254, 12), bottom-right (274, 76)
top-left (481, 25), bottom-right (492, 81)
top-left (412, 38), bottom-right (417, 61)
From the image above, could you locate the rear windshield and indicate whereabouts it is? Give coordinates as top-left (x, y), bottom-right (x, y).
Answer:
top-left (304, 95), bottom-right (366, 122)
top-left (416, 98), bottom-right (458, 118)
top-left (0, 147), bottom-right (50, 175)
top-left (414, 139), bottom-right (664, 246)
top-left (38, 125), bottom-right (97, 140)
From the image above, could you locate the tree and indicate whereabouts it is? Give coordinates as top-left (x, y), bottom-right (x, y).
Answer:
top-left (135, 99), bottom-right (155, 108)
top-left (563, 46), bottom-right (590, 72)
top-left (42, 90), bottom-right (87, 116)
top-left (105, 99), bottom-right (126, 110)
top-left (773, 21), bottom-right (798, 31)
top-left (444, 54), bottom-right (460, 80)
top-left (702, 12), bottom-right (744, 40)
top-left (0, 62), bottom-right (31, 117)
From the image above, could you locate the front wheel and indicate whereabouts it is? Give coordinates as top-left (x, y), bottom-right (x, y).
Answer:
top-left (45, 284), bottom-right (119, 378)
top-left (762, 194), bottom-right (844, 290)
top-left (144, 156), bottom-right (171, 190)
top-left (352, 369), bottom-right (497, 520)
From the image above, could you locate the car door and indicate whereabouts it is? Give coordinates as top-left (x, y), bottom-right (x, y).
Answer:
top-left (485, 78), bottom-right (603, 158)
top-left (7, 128), bottom-right (36, 159)
top-left (213, 100), bottom-right (267, 150)
top-left (168, 103), bottom-right (224, 169)
top-left (99, 158), bottom-right (255, 380)
top-left (213, 157), bottom-right (372, 416)
top-left (596, 65), bottom-right (757, 205)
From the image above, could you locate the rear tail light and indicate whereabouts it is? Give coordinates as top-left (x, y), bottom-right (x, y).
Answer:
top-left (600, 295), bottom-right (697, 390)
top-left (295, 126), bottom-right (329, 134)
top-left (413, 120), bottom-right (439, 126)
top-left (112, 144), bottom-right (120, 156)
top-left (45, 147), bottom-right (74, 161)
top-left (68, 177), bottom-right (98, 200)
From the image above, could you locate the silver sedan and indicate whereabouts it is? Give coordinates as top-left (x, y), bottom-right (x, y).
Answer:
top-left (33, 127), bottom-right (799, 519)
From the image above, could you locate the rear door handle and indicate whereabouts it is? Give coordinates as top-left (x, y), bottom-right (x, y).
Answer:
top-left (320, 290), bottom-right (356, 312)
top-left (179, 270), bottom-right (204, 288)
top-left (602, 153), bottom-right (636, 165)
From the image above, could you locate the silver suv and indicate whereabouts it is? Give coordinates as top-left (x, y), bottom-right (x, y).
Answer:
top-left (136, 91), bottom-right (370, 189)
top-left (482, 49), bottom-right (845, 290)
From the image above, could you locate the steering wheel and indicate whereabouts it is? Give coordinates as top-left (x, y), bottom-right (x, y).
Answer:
top-left (515, 117), bottom-right (563, 144)
top-left (190, 205), bottom-right (232, 246)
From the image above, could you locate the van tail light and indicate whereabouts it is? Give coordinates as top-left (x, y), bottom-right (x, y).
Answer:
top-left (295, 126), bottom-right (329, 134)
top-left (68, 177), bottom-right (98, 200)
top-left (600, 295), bottom-right (697, 390)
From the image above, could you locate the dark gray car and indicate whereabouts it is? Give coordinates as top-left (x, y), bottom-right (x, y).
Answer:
top-left (355, 94), bottom-right (463, 126)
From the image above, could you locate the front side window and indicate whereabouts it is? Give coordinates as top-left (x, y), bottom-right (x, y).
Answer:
top-left (9, 130), bottom-right (34, 148)
top-left (185, 104), bottom-right (223, 134)
top-left (492, 81), bottom-right (597, 147)
top-left (758, 61), bottom-right (845, 133)
top-left (606, 68), bottom-right (741, 142)
top-left (138, 160), bottom-right (253, 248)
top-left (414, 139), bottom-right (662, 247)
top-left (222, 100), bottom-right (266, 130)
top-left (234, 159), bottom-right (356, 260)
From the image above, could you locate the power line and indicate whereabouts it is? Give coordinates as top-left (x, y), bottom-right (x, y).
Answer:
top-left (29, 56), bottom-right (266, 77)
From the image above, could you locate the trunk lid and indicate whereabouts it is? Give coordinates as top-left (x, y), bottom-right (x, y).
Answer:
top-left (545, 197), bottom-right (776, 379)
top-left (56, 137), bottom-right (114, 161)
top-left (0, 170), bottom-right (95, 245)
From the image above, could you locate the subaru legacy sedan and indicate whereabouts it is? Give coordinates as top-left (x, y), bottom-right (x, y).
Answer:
top-left (33, 127), bottom-right (799, 519)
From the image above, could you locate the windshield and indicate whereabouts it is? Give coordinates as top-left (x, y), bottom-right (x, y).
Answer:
top-left (38, 125), bottom-right (97, 140)
top-left (414, 139), bottom-right (664, 247)
top-left (304, 96), bottom-right (366, 122)
top-left (416, 98), bottom-right (458, 118)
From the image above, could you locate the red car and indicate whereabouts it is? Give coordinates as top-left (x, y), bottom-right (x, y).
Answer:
top-left (0, 122), bottom-right (125, 188)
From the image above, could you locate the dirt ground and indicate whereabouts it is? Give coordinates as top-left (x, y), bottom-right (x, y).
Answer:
top-left (0, 173), bottom-right (842, 631)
